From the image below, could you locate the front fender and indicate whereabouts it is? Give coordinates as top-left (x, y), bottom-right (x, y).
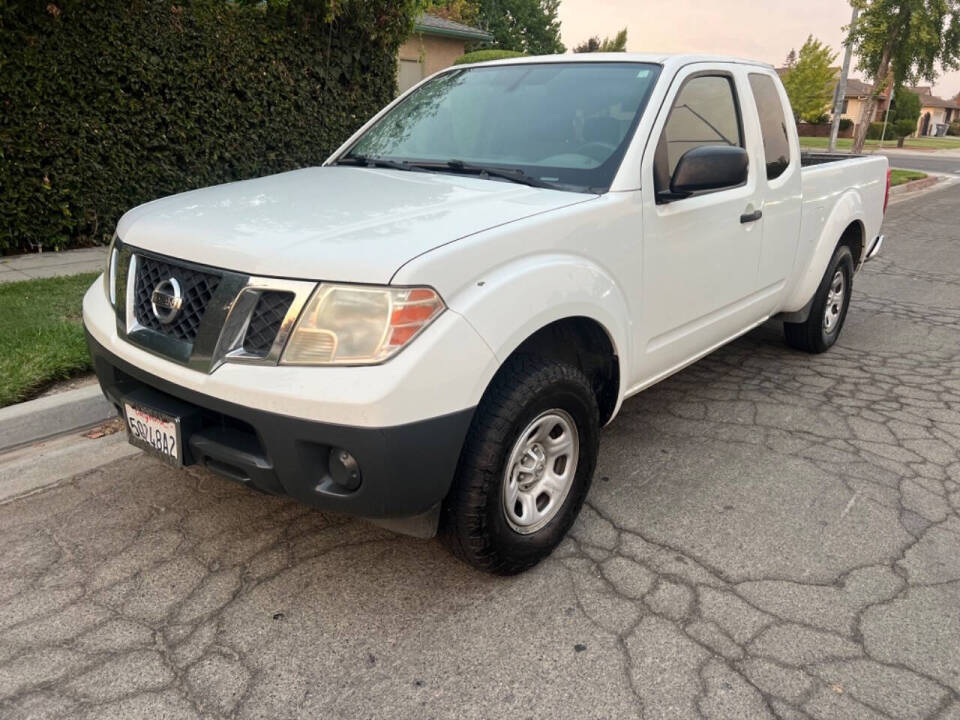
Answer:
top-left (782, 188), bottom-right (865, 313)
top-left (445, 252), bottom-right (631, 402)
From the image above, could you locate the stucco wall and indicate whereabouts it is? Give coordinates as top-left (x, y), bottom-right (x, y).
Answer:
top-left (917, 106), bottom-right (948, 135)
top-left (841, 97), bottom-right (869, 122)
top-left (397, 33), bottom-right (467, 92)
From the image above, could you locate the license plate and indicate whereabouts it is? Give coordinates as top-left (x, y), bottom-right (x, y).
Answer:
top-left (124, 402), bottom-right (182, 466)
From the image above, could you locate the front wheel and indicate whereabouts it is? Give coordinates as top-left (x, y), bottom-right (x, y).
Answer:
top-left (442, 356), bottom-right (599, 574)
top-left (784, 244), bottom-right (855, 353)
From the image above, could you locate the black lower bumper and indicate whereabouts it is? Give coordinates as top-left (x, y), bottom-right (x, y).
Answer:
top-left (86, 330), bottom-right (475, 519)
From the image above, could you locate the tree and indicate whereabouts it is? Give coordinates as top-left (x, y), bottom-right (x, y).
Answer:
top-left (885, 85), bottom-right (923, 146)
top-left (573, 28), bottom-right (628, 53)
top-left (848, 0), bottom-right (960, 153)
top-left (784, 48), bottom-right (798, 69)
top-left (475, 0), bottom-right (564, 54)
top-left (780, 36), bottom-right (838, 123)
top-left (423, 0), bottom-right (481, 24)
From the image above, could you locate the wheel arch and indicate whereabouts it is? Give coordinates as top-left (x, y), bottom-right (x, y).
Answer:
top-left (450, 256), bottom-right (630, 426)
top-left (499, 316), bottom-right (622, 426)
top-left (838, 219), bottom-right (865, 267)
top-left (781, 189), bottom-right (867, 315)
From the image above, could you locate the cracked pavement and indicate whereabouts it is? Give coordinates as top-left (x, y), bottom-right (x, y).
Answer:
top-left (2, 185), bottom-right (960, 719)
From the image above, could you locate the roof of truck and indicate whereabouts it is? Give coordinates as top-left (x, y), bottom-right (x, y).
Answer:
top-left (458, 53), bottom-right (775, 70)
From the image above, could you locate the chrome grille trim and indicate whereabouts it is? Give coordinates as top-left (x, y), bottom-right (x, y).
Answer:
top-left (243, 291), bottom-right (296, 357)
top-left (114, 238), bottom-right (316, 373)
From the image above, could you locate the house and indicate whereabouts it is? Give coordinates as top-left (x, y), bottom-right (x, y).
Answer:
top-left (908, 87), bottom-right (960, 136)
top-left (774, 67), bottom-right (888, 123)
top-left (829, 81), bottom-right (960, 136)
top-left (778, 64), bottom-right (959, 136)
top-left (397, 14), bottom-right (492, 94)
top-left (835, 78), bottom-right (888, 123)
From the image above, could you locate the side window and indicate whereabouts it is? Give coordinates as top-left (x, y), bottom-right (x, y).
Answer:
top-left (654, 74), bottom-right (743, 193)
top-left (748, 73), bottom-right (791, 180)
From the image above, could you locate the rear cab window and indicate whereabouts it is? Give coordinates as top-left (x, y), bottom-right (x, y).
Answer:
top-left (748, 73), bottom-right (792, 180)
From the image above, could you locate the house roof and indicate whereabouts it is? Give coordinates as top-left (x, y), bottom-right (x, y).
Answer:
top-left (913, 93), bottom-right (960, 109)
top-left (414, 14), bottom-right (493, 41)
top-left (843, 78), bottom-right (886, 98)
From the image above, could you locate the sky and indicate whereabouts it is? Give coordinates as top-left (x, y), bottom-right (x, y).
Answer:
top-left (557, 0), bottom-right (960, 100)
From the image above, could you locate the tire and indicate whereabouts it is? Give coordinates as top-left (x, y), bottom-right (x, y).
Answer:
top-left (441, 355), bottom-right (599, 575)
top-left (784, 244), bottom-right (855, 354)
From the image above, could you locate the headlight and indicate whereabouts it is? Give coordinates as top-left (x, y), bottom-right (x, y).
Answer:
top-left (281, 284), bottom-right (444, 365)
top-left (103, 233), bottom-right (118, 306)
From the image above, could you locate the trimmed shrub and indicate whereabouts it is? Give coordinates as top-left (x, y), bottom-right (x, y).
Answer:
top-left (865, 122), bottom-right (887, 140)
top-left (893, 119), bottom-right (918, 139)
top-left (454, 49), bottom-right (526, 65)
top-left (0, 0), bottom-right (419, 253)
top-left (837, 118), bottom-right (853, 131)
top-left (948, 122), bottom-right (960, 137)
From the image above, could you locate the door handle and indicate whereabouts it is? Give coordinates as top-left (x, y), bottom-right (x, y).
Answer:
top-left (740, 209), bottom-right (763, 224)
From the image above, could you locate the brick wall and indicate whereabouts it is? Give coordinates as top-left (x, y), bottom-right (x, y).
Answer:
top-left (397, 33), bottom-right (467, 92)
top-left (797, 122), bottom-right (854, 138)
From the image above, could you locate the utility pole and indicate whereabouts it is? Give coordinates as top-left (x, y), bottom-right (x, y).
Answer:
top-left (829, 3), bottom-right (859, 153)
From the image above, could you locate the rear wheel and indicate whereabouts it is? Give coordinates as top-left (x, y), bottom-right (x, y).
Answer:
top-left (442, 356), bottom-right (599, 574)
top-left (784, 244), bottom-right (854, 353)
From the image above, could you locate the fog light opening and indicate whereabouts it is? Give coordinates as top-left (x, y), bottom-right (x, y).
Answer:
top-left (329, 447), bottom-right (362, 491)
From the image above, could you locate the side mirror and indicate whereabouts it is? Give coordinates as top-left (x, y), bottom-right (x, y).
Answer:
top-left (667, 145), bottom-right (748, 198)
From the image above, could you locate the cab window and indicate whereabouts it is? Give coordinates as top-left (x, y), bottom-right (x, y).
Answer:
top-left (654, 74), bottom-right (744, 193)
top-left (748, 73), bottom-right (791, 180)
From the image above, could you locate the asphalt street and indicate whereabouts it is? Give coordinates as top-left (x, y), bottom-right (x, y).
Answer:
top-left (877, 149), bottom-right (960, 176)
top-left (1, 183), bottom-right (959, 719)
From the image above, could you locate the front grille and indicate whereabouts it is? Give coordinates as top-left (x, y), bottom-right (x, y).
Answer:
top-left (242, 291), bottom-right (294, 357)
top-left (134, 255), bottom-right (220, 343)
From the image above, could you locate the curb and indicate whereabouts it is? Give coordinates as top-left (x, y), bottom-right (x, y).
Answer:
top-left (0, 384), bottom-right (116, 453)
top-left (889, 175), bottom-right (940, 195)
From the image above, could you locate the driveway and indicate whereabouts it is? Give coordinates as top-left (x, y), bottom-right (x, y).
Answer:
top-left (2, 186), bottom-right (959, 720)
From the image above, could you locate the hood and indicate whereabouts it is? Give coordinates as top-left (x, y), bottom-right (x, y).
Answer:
top-left (117, 166), bottom-right (594, 283)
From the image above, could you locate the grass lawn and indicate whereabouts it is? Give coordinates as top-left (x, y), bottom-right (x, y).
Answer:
top-left (0, 273), bottom-right (98, 408)
top-left (889, 169), bottom-right (928, 186)
top-left (799, 135), bottom-right (960, 151)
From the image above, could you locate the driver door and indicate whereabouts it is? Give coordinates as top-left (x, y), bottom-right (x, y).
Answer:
top-left (635, 65), bottom-right (765, 384)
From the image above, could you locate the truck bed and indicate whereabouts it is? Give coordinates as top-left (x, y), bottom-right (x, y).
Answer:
top-left (799, 151), bottom-right (866, 167)
top-left (795, 151), bottom-right (888, 274)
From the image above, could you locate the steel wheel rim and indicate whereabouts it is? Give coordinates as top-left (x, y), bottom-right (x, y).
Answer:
top-left (502, 409), bottom-right (580, 535)
top-left (823, 269), bottom-right (846, 333)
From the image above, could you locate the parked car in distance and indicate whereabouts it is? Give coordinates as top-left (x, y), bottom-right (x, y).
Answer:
top-left (84, 54), bottom-right (889, 573)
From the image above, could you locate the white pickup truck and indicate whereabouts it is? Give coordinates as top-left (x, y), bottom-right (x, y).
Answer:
top-left (84, 54), bottom-right (889, 573)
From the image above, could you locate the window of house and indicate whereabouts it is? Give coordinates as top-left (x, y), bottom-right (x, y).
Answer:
top-left (653, 74), bottom-right (743, 193)
top-left (748, 73), bottom-right (791, 180)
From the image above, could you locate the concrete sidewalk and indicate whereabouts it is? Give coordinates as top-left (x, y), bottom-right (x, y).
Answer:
top-left (0, 246), bottom-right (107, 284)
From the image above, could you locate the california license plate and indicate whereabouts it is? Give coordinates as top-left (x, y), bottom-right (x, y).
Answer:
top-left (124, 402), bottom-right (182, 466)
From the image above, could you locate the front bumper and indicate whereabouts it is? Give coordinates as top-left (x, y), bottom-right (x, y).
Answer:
top-left (87, 330), bottom-right (475, 520)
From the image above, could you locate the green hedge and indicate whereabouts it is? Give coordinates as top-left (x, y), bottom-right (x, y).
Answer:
top-left (453, 49), bottom-right (525, 65)
top-left (0, 0), bottom-right (419, 253)
top-left (865, 119), bottom-right (917, 140)
top-left (865, 122), bottom-right (886, 140)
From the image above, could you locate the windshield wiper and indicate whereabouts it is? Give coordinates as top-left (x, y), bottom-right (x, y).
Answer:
top-left (438, 159), bottom-right (557, 189)
top-left (334, 155), bottom-right (429, 173)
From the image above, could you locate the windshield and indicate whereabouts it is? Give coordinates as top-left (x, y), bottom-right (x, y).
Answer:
top-left (343, 62), bottom-right (662, 193)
